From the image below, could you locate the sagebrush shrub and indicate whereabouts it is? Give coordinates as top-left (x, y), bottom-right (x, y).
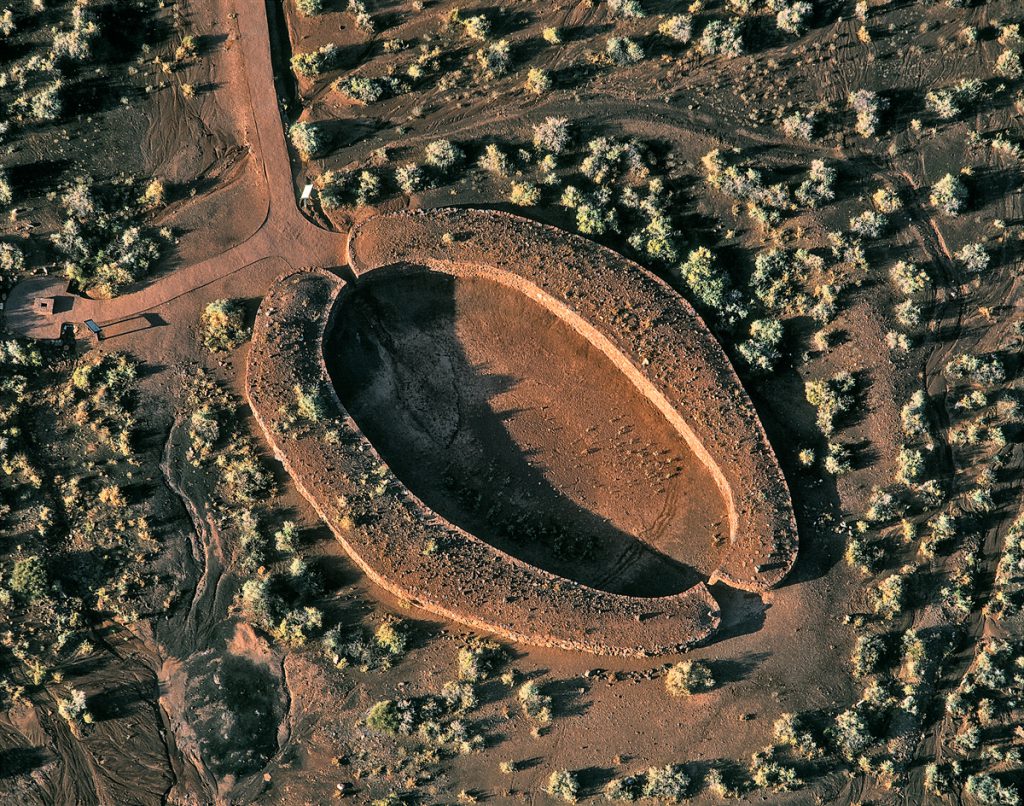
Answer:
top-left (930, 173), bottom-right (967, 215)
top-left (665, 659), bottom-right (714, 695)
top-left (699, 19), bottom-right (744, 57)
top-left (295, 0), bottom-right (325, 16)
top-left (425, 139), bottom-right (464, 171)
top-left (289, 122), bottom-right (328, 159)
top-left (533, 117), bottom-right (571, 154)
top-left (200, 298), bottom-right (249, 352)
top-left (659, 15), bottom-right (693, 43)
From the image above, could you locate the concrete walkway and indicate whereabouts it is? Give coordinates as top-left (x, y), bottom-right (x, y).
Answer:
top-left (4, 0), bottom-right (348, 341)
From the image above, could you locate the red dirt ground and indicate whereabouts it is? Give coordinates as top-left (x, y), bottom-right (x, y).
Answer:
top-left (4, 0), bottom-right (1021, 801)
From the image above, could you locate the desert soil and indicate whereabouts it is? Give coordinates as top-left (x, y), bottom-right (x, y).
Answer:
top-left (1, 0), bottom-right (1022, 802)
top-left (328, 266), bottom-right (726, 596)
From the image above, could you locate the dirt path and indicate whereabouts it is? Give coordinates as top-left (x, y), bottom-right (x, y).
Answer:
top-left (3, 0), bottom-right (350, 341)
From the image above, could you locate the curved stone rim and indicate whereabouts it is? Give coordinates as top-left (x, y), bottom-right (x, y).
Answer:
top-left (245, 208), bottom-right (798, 656)
top-left (347, 208), bottom-right (798, 593)
top-left (247, 267), bottom-right (722, 656)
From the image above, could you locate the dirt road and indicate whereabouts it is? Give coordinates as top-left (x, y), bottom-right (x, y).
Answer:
top-left (3, 0), bottom-right (349, 341)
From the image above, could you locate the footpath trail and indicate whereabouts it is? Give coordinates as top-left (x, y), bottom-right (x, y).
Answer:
top-left (3, 0), bottom-right (349, 341)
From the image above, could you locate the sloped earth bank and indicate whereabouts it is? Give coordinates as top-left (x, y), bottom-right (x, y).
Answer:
top-left (247, 210), bottom-right (797, 656)
top-left (327, 266), bottom-right (728, 597)
top-left (346, 210), bottom-right (798, 593)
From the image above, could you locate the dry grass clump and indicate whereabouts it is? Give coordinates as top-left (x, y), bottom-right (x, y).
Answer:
top-left (665, 659), bottom-right (715, 696)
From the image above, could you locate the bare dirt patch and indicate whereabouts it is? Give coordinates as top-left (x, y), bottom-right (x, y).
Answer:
top-left (327, 265), bottom-right (728, 596)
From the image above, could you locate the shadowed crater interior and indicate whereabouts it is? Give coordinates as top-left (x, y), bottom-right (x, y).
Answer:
top-left (325, 265), bottom-right (731, 597)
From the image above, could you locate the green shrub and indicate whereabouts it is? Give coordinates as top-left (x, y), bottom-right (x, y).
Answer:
top-left (956, 242), bottom-right (990, 273)
top-left (606, 36), bottom-right (644, 65)
top-left (925, 761), bottom-right (962, 796)
top-left (457, 639), bottom-right (505, 681)
top-left (773, 712), bottom-right (823, 758)
top-left (794, 159), bottom-right (835, 207)
top-left (200, 299), bottom-right (248, 352)
top-left (459, 13), bottom-right (491, 40)
top-left (776, 1), bottom-right (812, 34)
top-left (805, 371), bottom-right (855, 436)
top-left (874, 566), bottom-right (913, 618)
top-left (665, 659), bottom-right (714, 696)
top-left (425, 139), bottom-right (464, 172)
top-left (171, 34), bottom-right (197, 63)
top-left (547, 770), bottom-right (580, 802)
top-left (0, 168), bottom-right (11, 205)
top-left (604, 766), bottom-right (690, 801)
top-left (374, 617), bottom-right (410, 655)
top-left (366, 699), bottom-right (403, 734)
top-left (851, 633), bottom-right (887, 677)
top-left (476, 39), bottom-right (511, 77)
top-left (890, 260), bottom-right (927, 294)
top-left (525, 67), bottom-right (551, 94)
top-left (995, 50), bottom-right (1023, 80)
top-left (53, 178), bottom-right (161, 297)
top-left (317, 169), bottom-right (382, 208)
top-left (217, 443), bottom-right (274, 505)
top-left (0, 337), bottom-right (41, 367)
top-left (706, 767), bottom-right (746, 798)
top-left (236, 510), bottom-right (269, 574)
top-left (849, 209), bottom-right (887, 239)
top-left (289, 122), bottom-right (328, 159)
top-left (873, 185), bottom-right (903, 213)
top-left (509, 181), bottom-right (540, 206)
top-left (10, 556), bottom-right (48, 602)
top-left (966, 773), bottom-right (1020, 805)
top-left (849, 88), bottom-right (886, 137)
top-left (334, 75), bottom-right (406, 103)
top-left (604, 774), bottom-right (644, 800)
top-left (533, 116), bottom-right (572, 154)
top-left (896, 446), bottom-right (924, 485)
top-left (609, 0), bottom-right (645, 19)
top-left (518, 681), bottom-right (552, 722)
top-left (737, 318), bottom-right (783, 372)
top-left (945, 353), bottom-right (1005, 386)
top-left (349, 0), bottom-right (374, 32)
top-left (295, 0), bottom-right (325, 16)
top-left (659, 15), bottom-right (693, 43)
top-left (832, 702), bottom-right (873, 760)
top-left (239, 577), bottom-right (276, 627)
top-left (750, 749), bottom-right (800, 791)
top-left (925, 79), bottom-right (985, 120)
top-left (395, 163), bottom-right (426, 194)
top-left (845, 536), bottom-right (881, 574)
top-left (478, 144), bottom-right (513, 176)
top-left (0, 241), bottom-right (25, 275)
top-left (865, 487), bottom-right (899, 523)
top-left (750, 248), bottom-right (820, 312)
top-left (698, 19), bottom-right (743, 57)
top-left (274, 521), bottom-right (299, 553)
top-left (57, 688), bottom-right (90, 725)
top-left (782, 110), bottom-right (816, 140)
top-left (272, 606), bottom-right (323, 647)
top-left (930, 173), bottom-right (967, 216)
top-left (30, 80), bottom-right (63, 121)
top-left (291, 44), bottom-right (340, 77)
top-left (294, 384), bottom-right (326, 422)
top-left (677, 246), bottom-right (730, 312)
top-left (642, 765), bottom-right (691, 801)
